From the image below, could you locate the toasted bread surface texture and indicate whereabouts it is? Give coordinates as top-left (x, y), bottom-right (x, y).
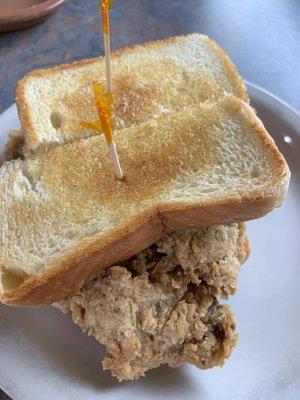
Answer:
top-left (17, 34), bottom-right (248, 153)
top-left (0, 96), bottom-right (289, 306)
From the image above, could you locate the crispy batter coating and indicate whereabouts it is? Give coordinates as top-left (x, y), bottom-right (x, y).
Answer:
top-left (57, 224), bottom-right (247, 380)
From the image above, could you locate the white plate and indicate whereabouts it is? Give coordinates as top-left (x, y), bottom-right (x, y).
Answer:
top-left (0, 83), bottom-right (299, 400)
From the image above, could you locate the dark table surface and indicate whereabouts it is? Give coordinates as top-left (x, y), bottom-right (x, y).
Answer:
top-left (0, 0), bottom-right (299, 398)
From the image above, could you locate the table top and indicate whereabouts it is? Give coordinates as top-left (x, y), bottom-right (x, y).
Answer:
top-left (0, 0), bottom-right (299, 399)
top-left (0, 0), bottom-right (299, 116)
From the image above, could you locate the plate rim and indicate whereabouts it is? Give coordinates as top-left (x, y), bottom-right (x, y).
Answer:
top-left (245, 81), bottom-right (300, 118)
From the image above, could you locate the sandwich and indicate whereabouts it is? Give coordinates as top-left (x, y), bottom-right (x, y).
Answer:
top-left (0, 35), bottom-right (290, 380)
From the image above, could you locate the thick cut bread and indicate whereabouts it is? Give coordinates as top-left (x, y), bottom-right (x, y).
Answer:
top-left (0, 96), bottom-right (289, 306)
top-left (16, 34), bottom-right (248, 153)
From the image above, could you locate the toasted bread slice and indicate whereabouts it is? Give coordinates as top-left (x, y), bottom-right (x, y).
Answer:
top-left (0, 96), bottom-right (289, 306)
top-left (17, 34), bottom-right (248, 153)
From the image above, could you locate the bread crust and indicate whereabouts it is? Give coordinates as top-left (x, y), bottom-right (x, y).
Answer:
top-left (1, 210), bottom-right (163, 306)
top-left (16, 34), bottom-right (249, 153)
top-left (0, 193), bottom-right (281, 307)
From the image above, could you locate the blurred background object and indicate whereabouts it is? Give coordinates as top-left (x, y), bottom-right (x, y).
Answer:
top-left (0, 0), bottom-right (67, 32)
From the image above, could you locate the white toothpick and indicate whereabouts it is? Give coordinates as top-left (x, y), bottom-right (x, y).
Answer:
top-left (109, 142), bottom-right (123, 180)
top-left (100, 0), bottom-right (123, 180)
